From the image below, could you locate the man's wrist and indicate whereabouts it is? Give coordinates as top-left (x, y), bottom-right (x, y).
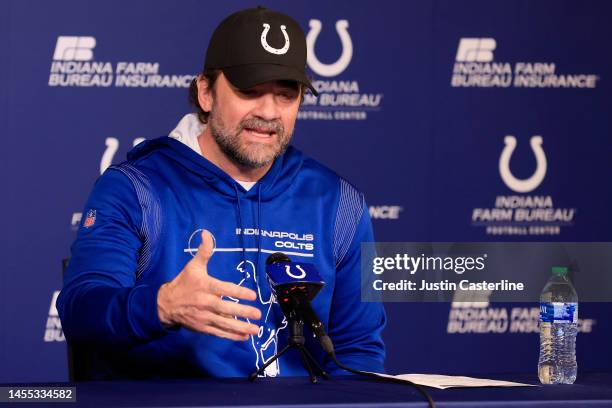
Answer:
top-left (157, 282), bottom-right (175, 328)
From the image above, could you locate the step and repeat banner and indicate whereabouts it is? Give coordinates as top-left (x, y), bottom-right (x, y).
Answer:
top-left (1, 0), bottom-right (611, 382)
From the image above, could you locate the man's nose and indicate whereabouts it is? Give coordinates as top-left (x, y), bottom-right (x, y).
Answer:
top-left (252, 93), bottom-right (280, 121)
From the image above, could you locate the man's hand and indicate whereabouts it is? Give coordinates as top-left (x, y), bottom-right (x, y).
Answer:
top-left (157, 229), bottom-right (261, 341)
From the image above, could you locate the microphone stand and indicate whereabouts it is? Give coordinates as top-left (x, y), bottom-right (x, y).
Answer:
top-left (249, 311), bottom-right (329, 383)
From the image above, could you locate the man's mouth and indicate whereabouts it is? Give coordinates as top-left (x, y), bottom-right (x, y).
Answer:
top-left (244, 127), bottom-right (276, 138)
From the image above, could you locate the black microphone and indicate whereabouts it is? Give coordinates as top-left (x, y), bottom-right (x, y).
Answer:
top-left (265, 253), bottom-right (335, 354)
top-left (265, 253), bottom-right (435, 407)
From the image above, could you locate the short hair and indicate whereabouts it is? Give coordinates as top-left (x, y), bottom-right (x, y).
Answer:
top-left (188, 70), bottom-right (308, 124)
top-left (188, 69), bottom-right (221, 124)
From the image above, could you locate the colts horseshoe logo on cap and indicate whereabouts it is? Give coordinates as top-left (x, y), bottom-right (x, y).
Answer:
top-left (260, 23), bottom-right (290, 55)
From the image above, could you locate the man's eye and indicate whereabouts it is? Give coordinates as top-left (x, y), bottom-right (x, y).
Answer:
top-left (278, 91), bottom-right (298, 100)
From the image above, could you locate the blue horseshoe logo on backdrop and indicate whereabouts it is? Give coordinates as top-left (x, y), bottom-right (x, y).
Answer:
top-left (306, 19), bottom-right (353, 77)
top-left (499, 135), bottom-right (547, 193)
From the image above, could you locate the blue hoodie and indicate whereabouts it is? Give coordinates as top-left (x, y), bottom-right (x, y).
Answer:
top-left (58, 120), bottom-right (386, 379)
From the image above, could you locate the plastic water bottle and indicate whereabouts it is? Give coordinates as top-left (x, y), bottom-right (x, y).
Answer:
top-left (538, 266), bottom-right (578, 384)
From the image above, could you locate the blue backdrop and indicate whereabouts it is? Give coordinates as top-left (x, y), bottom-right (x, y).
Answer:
top-left (1, 0), bottom-right (611, 382)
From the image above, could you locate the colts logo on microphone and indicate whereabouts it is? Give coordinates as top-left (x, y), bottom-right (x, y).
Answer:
top-left (267, 263), bottom-right (323, 286)
top-left (266, 262), bottom-right (324, 302)
top-left (284, 264), bottom-right (307, 279)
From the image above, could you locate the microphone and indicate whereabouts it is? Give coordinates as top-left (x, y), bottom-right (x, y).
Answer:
top-left (265, 253), bottom-right (335, 354)
top-left (264, 254), bottom-right (435, 407)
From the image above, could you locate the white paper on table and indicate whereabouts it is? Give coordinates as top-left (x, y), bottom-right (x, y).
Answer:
top-left (372, 373), bottom-right (538, 389)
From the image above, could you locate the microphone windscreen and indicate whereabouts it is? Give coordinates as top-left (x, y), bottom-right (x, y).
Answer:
top-left (266, 252), bottom-right (291, 265)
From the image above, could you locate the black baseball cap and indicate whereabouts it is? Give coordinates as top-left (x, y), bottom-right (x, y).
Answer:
top-left (204, 6), bottom-right (317, 96)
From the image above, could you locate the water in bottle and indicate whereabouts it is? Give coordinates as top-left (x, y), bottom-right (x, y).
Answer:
top-left (538, 266), bottom-right (578, 384)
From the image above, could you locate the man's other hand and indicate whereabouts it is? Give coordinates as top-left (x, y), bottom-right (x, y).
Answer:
top-left (157, 229), bottom-right (261, 341)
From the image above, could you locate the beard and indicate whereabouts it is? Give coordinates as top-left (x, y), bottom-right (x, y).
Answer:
top-left (208, 106), bottom-right (292, 170)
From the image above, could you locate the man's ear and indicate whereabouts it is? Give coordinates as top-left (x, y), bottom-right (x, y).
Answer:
top-left (197, 75), bottom-right (213, 112)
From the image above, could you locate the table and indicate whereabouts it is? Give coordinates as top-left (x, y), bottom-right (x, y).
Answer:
top-left (3, 373), bottom-right (612, 407)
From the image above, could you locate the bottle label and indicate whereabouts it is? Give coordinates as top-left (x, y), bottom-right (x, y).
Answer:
top-left (540, 302), bottom-right (578, 323)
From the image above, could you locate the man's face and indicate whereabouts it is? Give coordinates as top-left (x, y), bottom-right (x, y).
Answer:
top-left (202, 73), bottom-right (301, 169)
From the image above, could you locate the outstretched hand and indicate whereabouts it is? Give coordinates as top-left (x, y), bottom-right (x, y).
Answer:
top-left (157, 229), bottom-right (261, 341)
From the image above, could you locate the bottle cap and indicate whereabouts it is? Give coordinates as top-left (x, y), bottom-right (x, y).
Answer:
top-left (552, 266), bottom-right (568, 275)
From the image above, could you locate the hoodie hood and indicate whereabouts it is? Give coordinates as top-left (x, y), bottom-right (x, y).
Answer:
top-left (127, 115), bottom-right (304, 201)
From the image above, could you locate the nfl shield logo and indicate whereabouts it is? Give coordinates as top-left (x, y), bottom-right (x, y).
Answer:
top-left (83, 209), bottom-right (96, 228)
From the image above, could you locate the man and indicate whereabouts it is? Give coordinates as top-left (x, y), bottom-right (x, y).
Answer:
top-left (58, 6), bottom-right (385, 379)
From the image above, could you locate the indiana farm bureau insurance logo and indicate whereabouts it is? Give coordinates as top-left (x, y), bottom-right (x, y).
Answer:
top-left (299, 19), bottom-right (384, 121)
top-left (451, 38), bottom-right (600, 89)
top-left (447, 296), bottom-right (595, 335)
top-left (49, 36), bottom-right (193, 88)
top-left (471, 135), bottom-right (577, 236)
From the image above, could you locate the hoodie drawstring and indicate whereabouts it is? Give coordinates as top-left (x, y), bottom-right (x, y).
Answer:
top-left (257, 184), bottom-right (263, 280)
top-left (233, 184), bottom-right (248, 270)
top-left (233, 183), bottom-right (264, 290)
